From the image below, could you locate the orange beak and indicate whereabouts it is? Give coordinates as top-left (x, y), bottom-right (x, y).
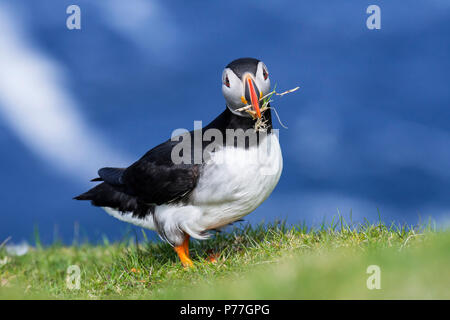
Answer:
top-left (246, 77), bottom-right (261, 119)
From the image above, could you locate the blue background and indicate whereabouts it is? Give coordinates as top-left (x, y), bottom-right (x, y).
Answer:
top-left (1, 0), bottom-right (449, 244)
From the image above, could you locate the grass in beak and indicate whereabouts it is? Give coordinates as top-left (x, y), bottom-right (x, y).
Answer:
top-left (236, 86), bottom-right (300, 132)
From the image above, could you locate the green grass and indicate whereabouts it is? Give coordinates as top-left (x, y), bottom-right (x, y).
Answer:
top-left (1, 219), bottom-right (449, 299)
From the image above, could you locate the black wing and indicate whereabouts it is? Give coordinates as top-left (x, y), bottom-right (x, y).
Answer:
top-left (87, 138), bottom-right (200, 206)
top-left (120, 138), bottom-right (201, 205)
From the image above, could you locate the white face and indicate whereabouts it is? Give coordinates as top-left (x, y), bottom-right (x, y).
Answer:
top-left (222, 61), bottom-right (271, 117)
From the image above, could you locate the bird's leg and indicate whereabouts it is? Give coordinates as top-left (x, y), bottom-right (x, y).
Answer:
top-left (174, 235), bottom-right (193, 268)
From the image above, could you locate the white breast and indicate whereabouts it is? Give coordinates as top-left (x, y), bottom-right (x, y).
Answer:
top-left (189, 133), bottom-right (283, 230)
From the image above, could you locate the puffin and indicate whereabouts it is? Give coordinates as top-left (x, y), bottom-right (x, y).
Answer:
top-left (74, 58), bottom-right (283, 267)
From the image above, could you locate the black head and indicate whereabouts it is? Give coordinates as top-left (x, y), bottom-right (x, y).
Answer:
top-left (222, 58), bottom-right (271, 118)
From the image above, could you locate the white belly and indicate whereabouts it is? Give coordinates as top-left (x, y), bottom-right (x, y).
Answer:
top-left (189, 133), bottom-right (283, 230)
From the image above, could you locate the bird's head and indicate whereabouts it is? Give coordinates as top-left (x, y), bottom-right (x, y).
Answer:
top-left (222, 57), bottom-right (271, 119)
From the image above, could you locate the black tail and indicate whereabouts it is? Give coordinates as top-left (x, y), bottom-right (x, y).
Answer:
top-left (97, 167), bottom-right (125, 186)
top-left (73, 182), bottom-right (153, 218)
top-left (75, 167), bottom-right (125, 200)
top-left (73, 194), bottom-right (88, 200)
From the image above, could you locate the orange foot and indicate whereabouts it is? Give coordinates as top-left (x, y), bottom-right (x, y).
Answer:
top-left (174, 235), bottom-right (193, 268)
top-left (206, 250), bottom-right (220, 263)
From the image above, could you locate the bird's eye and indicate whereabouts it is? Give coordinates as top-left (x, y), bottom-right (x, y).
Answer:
top-left (263, 69), bottom-right (269, 80)
top-left (224, 75), bottom-right (230, 88)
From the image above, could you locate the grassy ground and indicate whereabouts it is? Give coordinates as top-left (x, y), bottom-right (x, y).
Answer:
top-left (0, 219), bottom-right (449, 299)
